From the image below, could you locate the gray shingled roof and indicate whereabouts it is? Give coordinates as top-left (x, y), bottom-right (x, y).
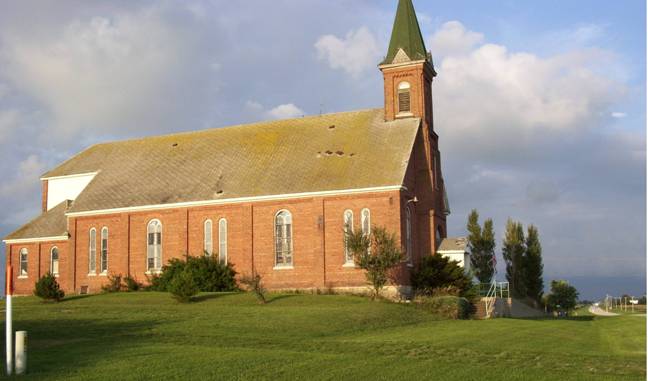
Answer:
top-left (5, 201), bottom-right (70, 241)
top-left (7, 109), bottom-right (420, 240)
top-left (437, 237), bottom-right (468, 252)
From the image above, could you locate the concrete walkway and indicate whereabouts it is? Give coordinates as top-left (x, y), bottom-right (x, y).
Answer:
top-left (589, 305), bottom-right (619, 316)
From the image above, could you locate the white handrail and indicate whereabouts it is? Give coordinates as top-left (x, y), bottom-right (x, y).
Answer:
top-left (484, 279), bottom-right (497, 318)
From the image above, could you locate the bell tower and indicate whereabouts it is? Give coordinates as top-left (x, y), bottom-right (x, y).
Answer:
top-left (379, 0), bottom-right (436, 137)
top-left (380, 0), bottom-right (450, 254)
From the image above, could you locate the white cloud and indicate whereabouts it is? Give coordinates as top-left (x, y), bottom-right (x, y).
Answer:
top-left (0, 7), bottom-right (206, 142)
top-left (315, 26), bottom-right (381, 77)
top-left (611, 111), bottom-right (627, 118)
top-left (429, 21), bottom-right (484, 58)
top-left (266, 103), bottom-right (304, 120)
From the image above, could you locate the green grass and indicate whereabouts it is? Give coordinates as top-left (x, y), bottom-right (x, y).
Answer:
top-left (1, 292), bottom-right (645, 380)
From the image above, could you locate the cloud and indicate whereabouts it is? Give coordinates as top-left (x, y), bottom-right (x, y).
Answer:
top-left (266, 104), bottom-right (304, 120)
top-left (429, 21), bottom-right (484, 58)
top-left (244, 101), bottom-right (304, 121)
top-left (611, 112), bottom-right (627, 118)
top-left (315, 27), bottom-right (381, 77)
top-left (0, 6), bottom-right (210, 143)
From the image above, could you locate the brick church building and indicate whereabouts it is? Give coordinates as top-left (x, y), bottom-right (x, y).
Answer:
top-left (4, 0), bottom-right (450, 296)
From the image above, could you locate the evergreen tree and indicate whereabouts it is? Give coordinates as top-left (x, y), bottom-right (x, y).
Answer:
top-left (502, 219), bottom-right (526, 299)
top-left (467, 209), bottom-right (496, 284)
top-left (524, 225), bottom-right (544, 305)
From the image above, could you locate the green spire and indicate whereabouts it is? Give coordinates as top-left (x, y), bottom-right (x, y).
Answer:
top-left (382, 0), bottom-right (429, 65)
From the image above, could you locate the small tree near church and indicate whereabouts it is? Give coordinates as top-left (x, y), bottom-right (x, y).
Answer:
top-left (524, 225), bottom-right (544, 306)
top-left (466, 209), bottom-right (496, 284)
top-left (345, 225), bottom-right (402, 300)
top-left (503, 219), bottom-right (527, 299)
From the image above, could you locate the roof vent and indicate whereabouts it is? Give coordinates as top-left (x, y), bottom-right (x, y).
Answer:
top-left (335, 151), bottom-right (344, 156)
top-left (328, 125), bottom-right (336, 130)
top-left (172, 143), bottom-right (178, 147)
top-left (325, 150), bottom-right (333, 156)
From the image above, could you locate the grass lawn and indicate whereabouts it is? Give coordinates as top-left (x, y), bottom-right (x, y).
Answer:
top-left (1, 292), bottom-right (645, 380)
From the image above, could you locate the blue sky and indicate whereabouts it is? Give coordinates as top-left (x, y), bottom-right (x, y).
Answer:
top-left (0, 0), bottom-right (644, 300)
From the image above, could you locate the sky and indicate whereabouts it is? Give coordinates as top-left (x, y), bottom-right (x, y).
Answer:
top-left (0, 0), bottom-right (644, 300)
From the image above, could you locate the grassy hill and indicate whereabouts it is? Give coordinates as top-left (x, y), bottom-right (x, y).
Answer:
top-left (2, 292), bottom-right (645, 380)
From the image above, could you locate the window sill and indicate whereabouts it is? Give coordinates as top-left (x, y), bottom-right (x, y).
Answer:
top-left (145, 270), bottom-right (162, 275)
top-left (17, 275), bottom-right (28, 279)
top-left (99, 272), bottom-right (108, 277)
top-left (88, 273), bottom-right (97, 277)
top-left (342, 263), bottom-right (356, 268)
top-left (273, 266), bottom-right (294, 270)
top-left (395, 112), bottom-right (414, 119)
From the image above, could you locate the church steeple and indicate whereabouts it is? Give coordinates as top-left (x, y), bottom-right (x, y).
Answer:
top-left (382, 0), bottom-right (430, 65)
top-left (379, 0), bottom-right (436, 128)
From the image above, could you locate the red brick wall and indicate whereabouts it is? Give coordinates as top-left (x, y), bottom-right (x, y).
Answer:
top-left (8, 189), bottom-right (430, 295)
top-left (7, 240), bottom-right (68, 295)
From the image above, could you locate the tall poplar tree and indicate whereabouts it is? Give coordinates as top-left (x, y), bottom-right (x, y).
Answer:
top-left (524, 225), bottom-right (544, 305)
top-left (502, 219), bottom-right (526, 299)
top-left (467, 209), bottom-right (496, 284)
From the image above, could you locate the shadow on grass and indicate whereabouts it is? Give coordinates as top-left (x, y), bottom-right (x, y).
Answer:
top-left (267, 294), bottom-right (299, 304)
top-left (511, 315), bottom-right (595, 322)
top-left (59, 294), bottom-right (96, 303)
top-left (4, 316), bottom-right (165, 379)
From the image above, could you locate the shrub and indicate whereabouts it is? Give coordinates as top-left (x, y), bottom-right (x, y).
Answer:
top-left (146, 256), bottom-right (237, 292)
top-left (345, 226), bottom-right (402, 300)
top-left (184, 256), bottom-right (238, 292)
top-left (240, 273), bottom-right (266, 304)
top-left (412, 254), bottom-right (475, 298)
top-left (168, 269), bottom-right (199, 303)
top-left (413, 295), bottom-right (472, 319)
top-left (101, 274), bottom-right (123, 293)
top-left (33, 272), bottom-right (65, 302)
top-left (124, 275), bottom-right (141, 292)
top-left (546, 280), bottom-right (579, 314)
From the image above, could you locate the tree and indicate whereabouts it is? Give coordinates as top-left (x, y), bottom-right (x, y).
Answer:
top-left (412, 253), bottom-right (475, 298)
top-left (524, 225), bottom-right (544, 305)
top-left (346, 225), bottom-right (402, 300)
top-left (33, 272), bottom-right (65, 302)
top-left (466, 209), bottom-right (496, 284)
top-left (546, 280), bottom-right (579, 314)
top-left (502, 219), bottom-right (526, 299)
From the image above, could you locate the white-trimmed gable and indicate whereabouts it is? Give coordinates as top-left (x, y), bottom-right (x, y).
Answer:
top-left (44, 172), bottom-right (96, 211)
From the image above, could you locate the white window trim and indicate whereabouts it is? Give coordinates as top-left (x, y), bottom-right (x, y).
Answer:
top-left (89, 227), bottom-right (97, 275)
top-left (50, 246), bottom-right (60, 276)
top-left (19, 247), bottom-right (28, 277)
top-left (218, 218), bottom-right (228, 264)
top-left (147, 219), bottom-right (163, 272)
top-left (274, 209), bottom-right (294, 268)
top-left (100, 226), bottom-right (108, 274)
top-left (204, 219), bottom-right (213, 256)
top-left (343, 209), bottom-right (354, 265)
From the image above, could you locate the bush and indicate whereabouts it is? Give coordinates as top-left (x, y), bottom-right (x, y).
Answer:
top-left (345, 226), bottom-right (402, 300)
top-left (240, 273), bottom-right (266, 304)
top-left (168, 269), bottom-right (199, 303)
top-left (146, 256), bottom-right (237, 293)
top-left (33, 272), bottom-right (65, 302)
top-left (101, 274), bottom-right (123, 293)
top-left (412, 254), bottom-right (475, 298)
top-left (185, 256), bottom-right (238, 292)
top-left (413, 295), bottom-right (472, 319)
top-left (124, 275), bottom-right (141, 292)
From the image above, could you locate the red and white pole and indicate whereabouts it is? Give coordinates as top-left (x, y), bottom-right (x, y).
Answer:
top-left (5, 264), bottom-right (13, 376)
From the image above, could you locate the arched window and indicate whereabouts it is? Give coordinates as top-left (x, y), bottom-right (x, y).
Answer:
top-left (274, 210), bottom-right (293, 267)
top-left (398, 81), bottom-right (411, 113)
top-left (89, 228), bottom-right (96, 274)
top-left (19, 248), bottom-right (28, 277)
top-left (219, 218), bottom-right (228, 265)
top-left (343, 210), bottom-right (354, 264)
top-left (361, 208), bottom-right (371, 254)
top-left (405, 206), bottom-right (413, 264)
top-left (147, 220), bottom-right (162, 271)
top-left (100, 227), bottom-right (108, 273)
top-left (50, 247), bottom-right (59, 275)
top-left (204, 219), bottom-right (213, 256)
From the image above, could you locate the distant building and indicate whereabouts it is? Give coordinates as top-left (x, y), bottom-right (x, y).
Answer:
top-left (4, 0), bottom-right (450, 296)
top-left (436, 237), bottom-right (470, 272)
